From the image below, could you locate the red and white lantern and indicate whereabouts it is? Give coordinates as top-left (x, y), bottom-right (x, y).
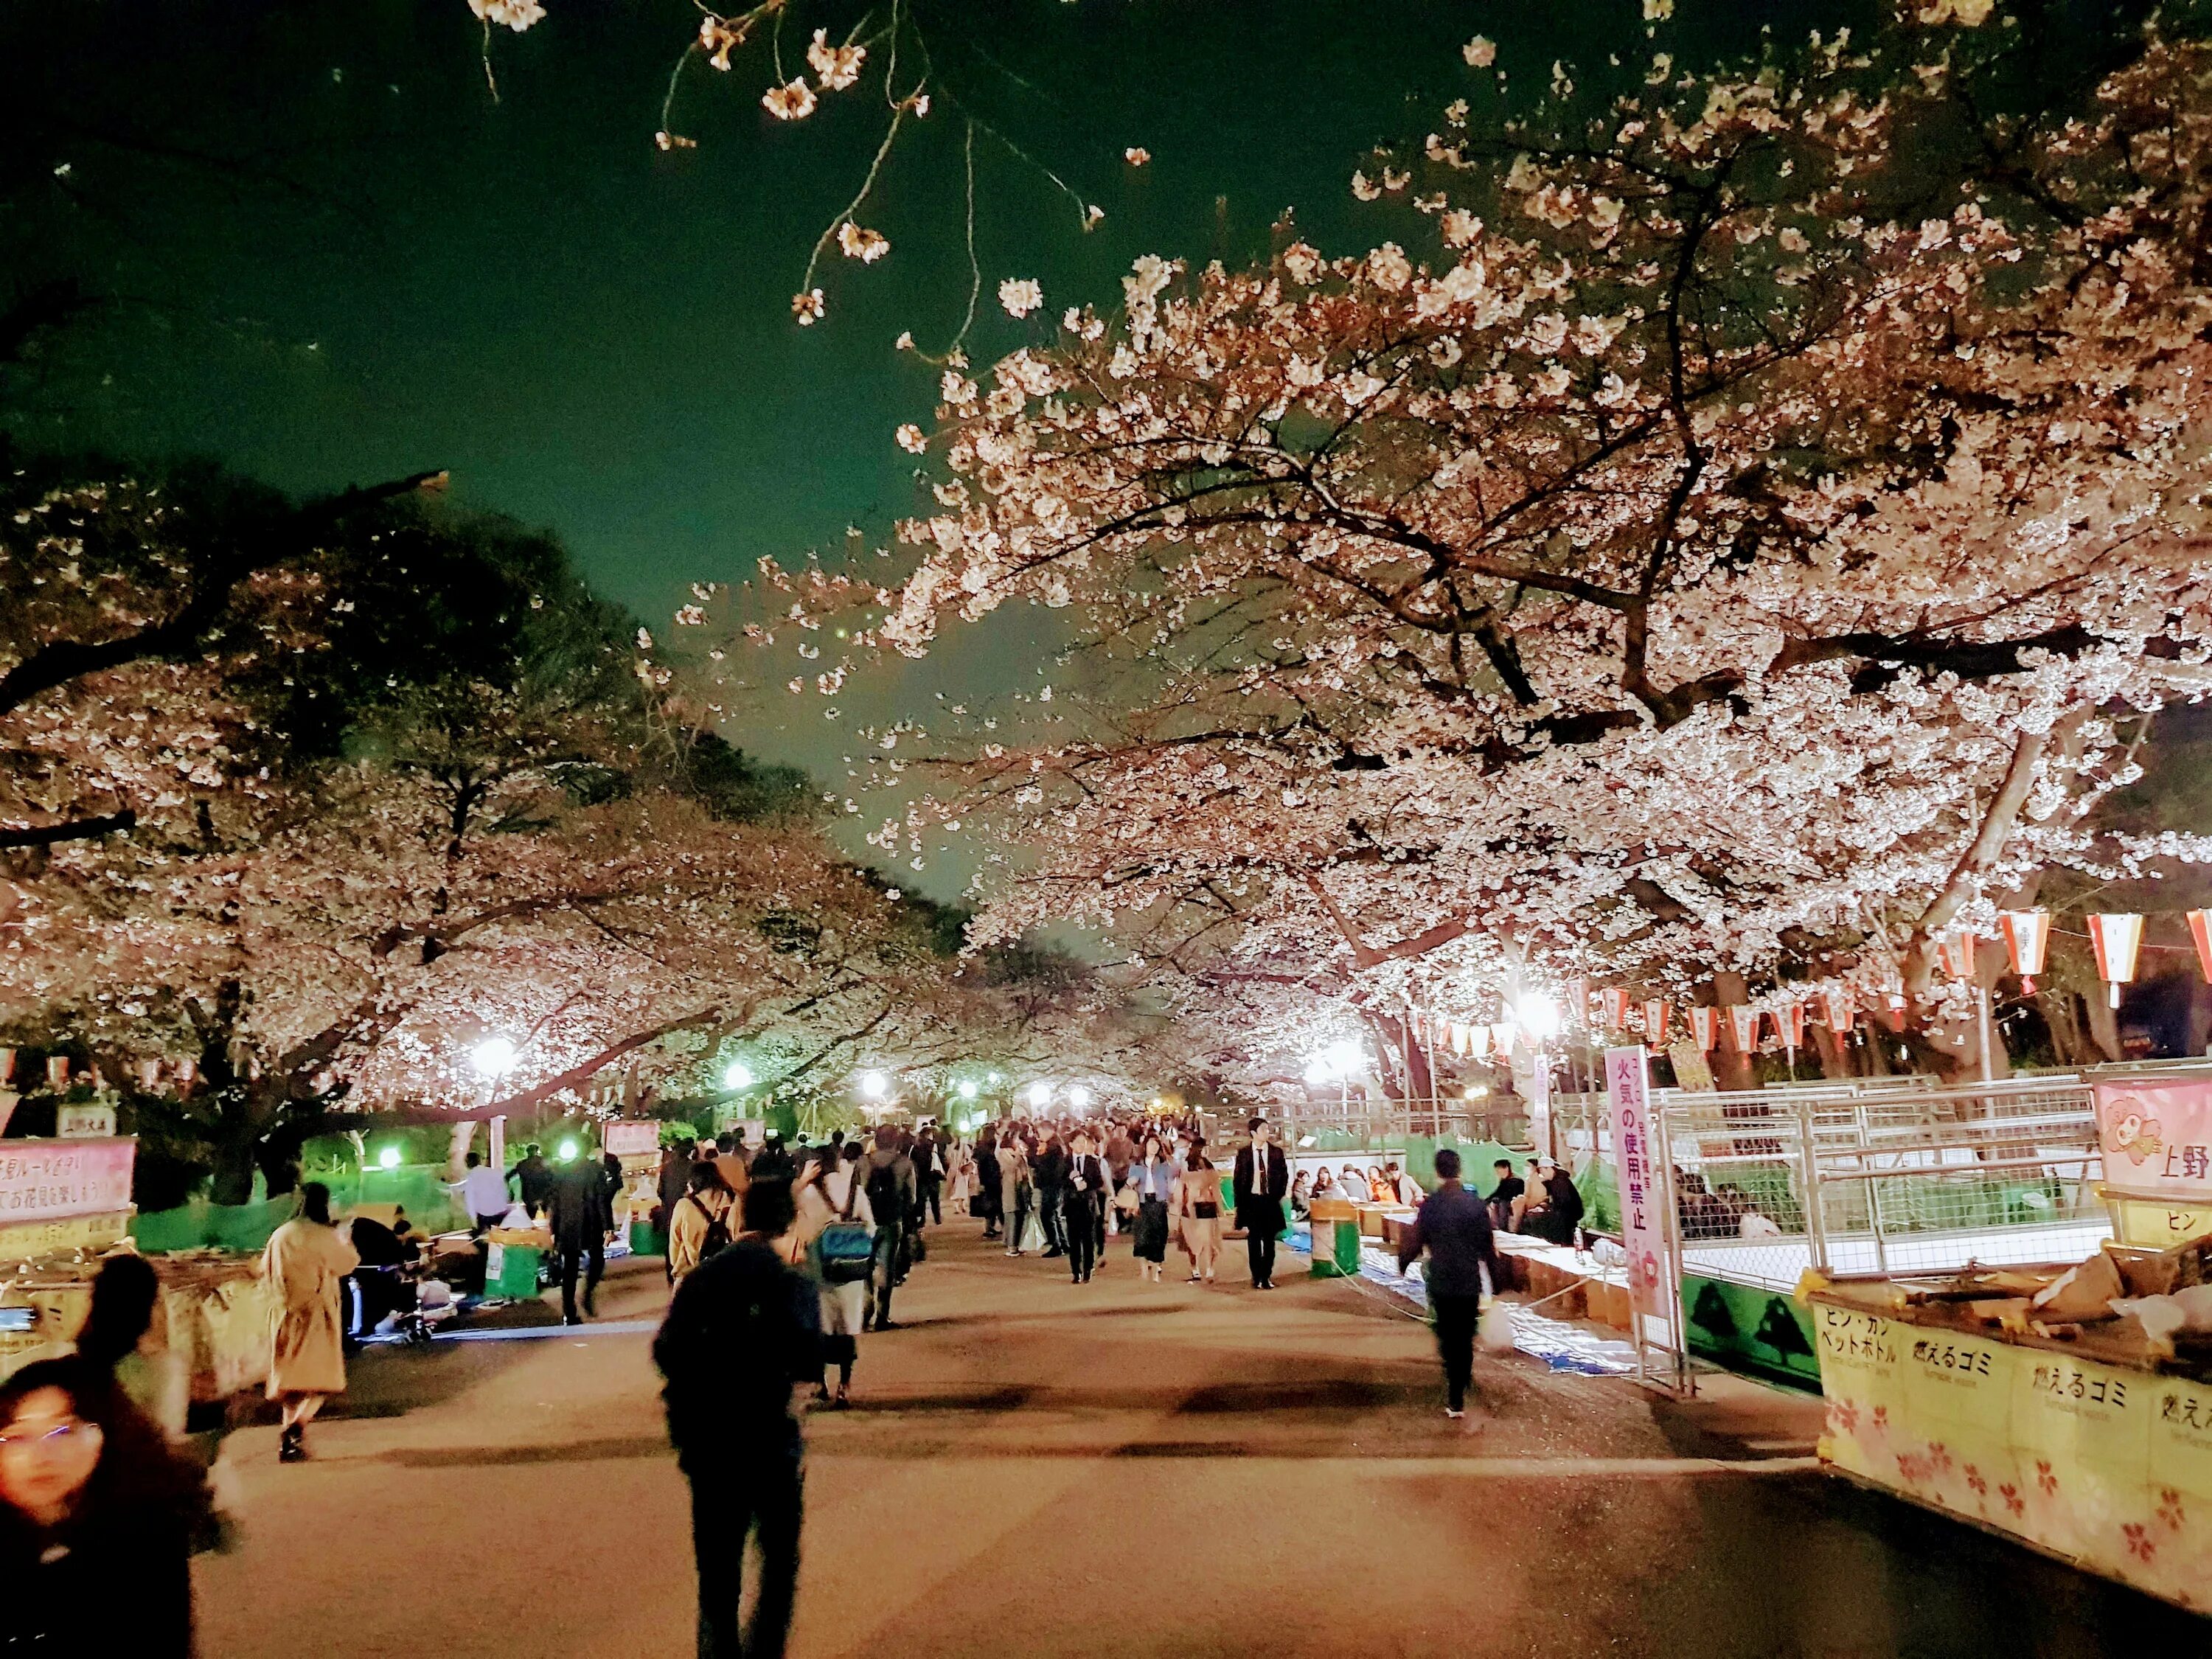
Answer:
top-left (2189, 911), bottom-right (2212, 984)
top-left (1935, 928), bottom-right (1977, 981)
top-left (1600, 988), bottom-right (1630, 1032)
top-left (1642, 998), bottom-right (1671, 1044)
top-left (138, 1057), bottom-right (162, 1091)
top-left (1771, 1002), bottom-right (1806, 1049)
top-left (1728, 1006), bottom-right (1759, 1053)
top-left (1469, 1024), bottom-right (1494, 1059)
top-left (1822, 985), bottom-right (1855, 1034)
top-left (2085, 912), bottom-right (2146, 1008)
top-left (1999, 909), bottom-right (2051, 993)
top-left (46, 1056), bottom-right (69, 1088)
top-left (1688, 1006), bottom-right (1719, 1051)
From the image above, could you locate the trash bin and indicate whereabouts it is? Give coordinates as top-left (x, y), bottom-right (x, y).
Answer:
top-left (484, 1242), bottom-right (543, 1301)
top-left (1308, 1200), bottom-right (1364, 1278)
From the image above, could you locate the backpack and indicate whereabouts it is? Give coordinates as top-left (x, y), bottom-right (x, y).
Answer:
top-left (686, 1194), bottom-right (731, 1260)
top-left (865, 1158), bottom-right (906, 1226)
top-left (818, 1169), bottom-right (876, 1284)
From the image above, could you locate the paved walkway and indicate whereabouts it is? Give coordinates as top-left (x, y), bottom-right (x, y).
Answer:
top-left (195, 1223), bottom-right (2200, 1656)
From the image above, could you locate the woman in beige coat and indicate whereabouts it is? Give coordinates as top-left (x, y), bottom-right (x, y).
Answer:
top-left (666, 1163), bottom-right (736, 1282)
top-left (262, 1183), bottom-right (359, 1463)
top-left (1175, 1140), bottom-right (1222, 1285)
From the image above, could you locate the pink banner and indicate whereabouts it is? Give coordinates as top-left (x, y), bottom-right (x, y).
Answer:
top-left (2095, 1076), bottom-right (2212, 1203)
top-left (0, 1137), bottom-right (136, 1222)
top-left (602, 1121), bottom-right (660, 1158)
top-left (1604, 1046), bottom-right (1667, 1322)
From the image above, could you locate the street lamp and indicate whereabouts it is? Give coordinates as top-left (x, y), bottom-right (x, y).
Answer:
top-left (470, 1036), bottom-right (518, 1078)
top-left (859, 1070), bottom-right (890, 1101)
top-left (723, 1060), bottom-right (754, 1091)
top-left (1068, 1084), bottom-right (1092, 1109)
top-left (378, 1144), bottom-right (402, 1170)
top-left (1026, 1081), bottom-right (1052, 1110)
top-left (956, 1079), bottom-right (978, 1101)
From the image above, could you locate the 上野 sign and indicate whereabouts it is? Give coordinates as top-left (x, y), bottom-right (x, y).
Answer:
top-left (0, 1138), bottom-right (136, 1222)
top-left (2093, 1076), bottom-right (2212, 1204)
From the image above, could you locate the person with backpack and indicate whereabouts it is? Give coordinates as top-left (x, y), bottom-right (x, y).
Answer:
top-left (855, 1127), bottom-right (917, 1330)
top-left (653, 1180), bottom-right (820, 1659)
top-left (668, 1162), bottom-right (736, 1283)
top-left (793, 1143), bottom-right (874, 1408)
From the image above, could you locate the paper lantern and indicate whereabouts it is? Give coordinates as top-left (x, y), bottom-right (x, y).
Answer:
top-left (0, 1048), bottom-right (12, 1084)
top-left (1688, 1006), bottom-right (1718, 1050)
top-left (2084, 912), bottom-right (2145, 1007)
top-left (1600, 988), bottom-right (1630, 1032)
top-left (138, 1057), bottom-right (161, 1090)
top-left (1822, 984), bottom-right (1855, 1034)
top-left (2189, 911), bottom-right (2212, 984)
top-left (1468, 1024), bottom-right (1493, 1059)
top-left (1999, 909), bottom-right (2051, 992)
top-left (46, 1055), bottom-right (69, 1087)
top-left (1570, 976), bottom-right (1592, 1029)
top-left (1449, 1021), bottom-right (1470, 1057)
top-left (1642, 998), bottom-right (1671, 1044)
top-left (1771, 1002), bottom-right (1806, 1048)
top-left (1934, 928), bottom-right (1977, 981)
top-left (1727, 1006), bottom-right (1759, 1052)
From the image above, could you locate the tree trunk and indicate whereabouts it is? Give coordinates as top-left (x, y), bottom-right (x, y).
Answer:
top-left (1709, 972), bottom-right (1756, 1091)
top-left (209, 1101), bottom-right (259, 1206)
top-left (1812, 1020), bottom-right (1854, 1080)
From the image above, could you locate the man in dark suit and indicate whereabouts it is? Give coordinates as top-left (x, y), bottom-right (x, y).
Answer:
top-left (1233, 1116), bottom-right (1291, 1290)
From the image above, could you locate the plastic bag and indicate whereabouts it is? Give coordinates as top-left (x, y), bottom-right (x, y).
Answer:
top-left (1478, 1264), bottom-right (1515, 1352)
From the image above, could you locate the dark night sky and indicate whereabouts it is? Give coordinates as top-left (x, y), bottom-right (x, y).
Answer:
top-left (4, 0), bottom-right (1841, 888)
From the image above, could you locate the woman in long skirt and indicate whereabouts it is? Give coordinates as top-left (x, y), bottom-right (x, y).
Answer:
top-left (1175, 1140), bottom-right (1222, 1285)
top-left (1130, 1133), bottom-right (1175, 1282)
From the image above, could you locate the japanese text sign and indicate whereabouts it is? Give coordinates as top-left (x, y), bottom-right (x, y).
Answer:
top-left (0, 1137), bottom-right (136, 1222)
top-left (2093, 1076), bottom-right (2212, 1203)
top-left (1604, 1046), bottom-right (1667, 1323)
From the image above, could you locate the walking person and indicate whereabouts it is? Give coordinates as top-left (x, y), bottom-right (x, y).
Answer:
top-left (1063, 1131), bottom-right (1108, 1284)
top-left (912, 1126), bottom-right (944, 1225)
top-left (653, 1180), bottom-right (821, 1659)
top-left (667, 1162), bottom-right (736, 1284)
top-left (1233, 1117), bottom-right (1290, 1290)
top-left (455, 1151), bottom-right (513, 1236)
top-left (796, 1144), bottom-right (874, 1407)
top-left (1395, 1149), bottom-right (1501, 1422)
top-left (973, 1126), bottom-right (1001, 1237)
top-left (548, 1154), bottom-right (614, 1324)
top-left (856, 1127), bottom-right (917, 1329)
top-left (0, 1357), bottom-right (206, 1655)
top-left (1033, 1133), bottom-right (1069, 1259)
top-left (507, 1143), bottom-right (554, 1218)
top-left (262, 1182), bottom-right (358, 1463)
top-left (1130, 1133), bottom-right (1175, 1281)
top-left (998, 1134), bottom-right (1032, 1256)
top-left (1175, 1138), bottom-right (1222, 1285)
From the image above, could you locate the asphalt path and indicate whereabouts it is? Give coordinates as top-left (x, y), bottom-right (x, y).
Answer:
top-left (194, 1222), bottom-right (2202, 1657)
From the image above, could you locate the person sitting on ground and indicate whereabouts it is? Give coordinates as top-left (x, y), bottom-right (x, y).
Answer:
top-left (1385, 1161), bottom-right (1423, 1207)
top-left (1289, 1170), bottom-right (1312, 1222)
top-left (1525, 1161), bottom-right (1586, 1248)
top-left (1485, 1160), bottom-right (1525, 1234)
top-left (668, 1162), bottom-right (737, 1283)
top-left (1366, 1166), bottom-right (1394, 1203)
top-left (1510, 1158), bottom-right (1548, 1232)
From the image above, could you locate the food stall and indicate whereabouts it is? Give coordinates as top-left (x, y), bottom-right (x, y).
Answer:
top-left (0, 1135), bottom-right (275, 1399)
top-left (1808, 1071), bottom-right (2212, 1610)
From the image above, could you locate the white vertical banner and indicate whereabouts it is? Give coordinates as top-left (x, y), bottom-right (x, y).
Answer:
top-left (1604, 1044), bottom-right (1690, 1394)
top-left (1529, 1055), bottom-right (1553, 1162)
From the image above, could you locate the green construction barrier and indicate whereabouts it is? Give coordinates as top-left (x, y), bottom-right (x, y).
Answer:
top-left (1683, 1272), bottom-right (1820, 1391)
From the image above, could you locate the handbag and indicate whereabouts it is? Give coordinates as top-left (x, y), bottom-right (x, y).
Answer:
top-left (1192, 1200), bottom-right (1219, 1220)
top-left (818, 1169), bottom-right (875, 1284)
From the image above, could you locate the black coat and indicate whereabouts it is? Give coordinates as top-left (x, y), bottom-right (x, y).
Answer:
top-left (652, 1238), bottom-right (821, 1468)
top-left (1397, 1183), bottom-right (1499, 1299)
top-left (1232, 1144), bottom-right (1290, 1237)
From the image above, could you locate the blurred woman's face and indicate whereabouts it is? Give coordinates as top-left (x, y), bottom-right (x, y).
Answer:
top-left (0, 1388), bottom-right (102, 1521)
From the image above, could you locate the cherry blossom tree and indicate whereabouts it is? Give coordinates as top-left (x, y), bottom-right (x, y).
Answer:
top-left (775, 9), bottom-right (2212, 1088)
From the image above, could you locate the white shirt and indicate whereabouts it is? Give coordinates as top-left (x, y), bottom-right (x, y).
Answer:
top-left (459, 1165), bottom-right (509, 1217)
